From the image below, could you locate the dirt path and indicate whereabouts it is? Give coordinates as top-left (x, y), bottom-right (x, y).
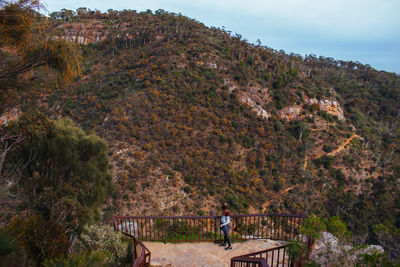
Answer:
top-left (303, 156), bottom-right (308, 171)
top-left (327, 134), bottom-right (363, 157)
top-left (146, 239), bottom-right (287, 267)
top-left (262, 186), bottom-right (296, 213)
top-left (312, 134), bottom-right (363, 160)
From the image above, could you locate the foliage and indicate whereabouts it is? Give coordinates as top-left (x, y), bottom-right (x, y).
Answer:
top-left (293, 215), bottom-right (400, 266)
top-left (0, 228), bottom-right (20, 257)
top-left (75, 224), bottom-right (128, 265)
top-left (6, 215), bottom-right (68, 263)
top-left (373, 224), bottom-right (400, 261)
top-left (0, 5), bottom-right (398, 257)
top-left (314, 155), bottom-right (335, 169)
top-left (153, 219), bottom-right (217, 241)
top-left (43, 250), bottom-right (111, 267)
top-left (0, 0), bottom-right (81, 111)
top-left (0, 0), bottom-right (81, 79)
top-left (5, 113), bottom-right (113, 233)
top-left (287, 240), bottom-right (307, 262)
top-left (36, 11), bottom-right (399, 243)
top-left (357, 251), bottom-right (399, 267)
top-left (326, 215), bottom-right (348, 241)
top-left (299, 214), bottom-right (326, 241)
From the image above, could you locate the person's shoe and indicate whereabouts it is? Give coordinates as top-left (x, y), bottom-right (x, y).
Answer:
top-left (219, 243), bottom-right (226, 247)
top-left (225, 246), bottom-right (232, 250)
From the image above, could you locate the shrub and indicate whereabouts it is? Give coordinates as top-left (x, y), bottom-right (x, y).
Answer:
top-left (182, 186), bottom-right (191, 194)
top-left (299, 214), bottom-right (326, 241)
top-left (315, 155), bottom-right (335, 169)
top-left (323, 144), bottom-right (334, 153)
top-left (330, 168), bottom-right (346, 186)
top-left (0, 227), bottom-right (29, 267)
top-left (6, 113), bottom-right (113, 233)
top-left (75, 224), bottom-right (129, 265)
top-left (242, 135), bottom-right (254, 148)
top-left (326, 215), bottom-right (348, 241)
top-left (287, 240), bottom-right (307, 262)
top-left (6, 216), bottom-right (68, 264)
top-left (43, 250), bottom-right (111, 267)
top-left (0, 228), bottom-right (20, 257)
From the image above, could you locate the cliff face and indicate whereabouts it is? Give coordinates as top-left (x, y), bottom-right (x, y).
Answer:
top-left (55, 22), bottom-right (108, 44)
top-left (55, 22), bottom-right (139, 45)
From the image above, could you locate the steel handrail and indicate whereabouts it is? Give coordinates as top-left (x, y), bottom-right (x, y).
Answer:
top-left (113, 213), bottom-right (309, 267)
top-left (235, 244), bottom-right (288, 257)
top-left (113, 213), bottom-right (308, 219)
top-left (231, 256), bottom-right (268, 267)
top-left (113, 217), bottom-right (151, 267)
top-left (113, 213), bottom-right (307, 242)
top-left (230, 244), bottom-right (294, 267)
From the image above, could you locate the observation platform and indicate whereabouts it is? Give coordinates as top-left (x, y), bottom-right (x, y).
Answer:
top-left (146, 239), bottom-right (287, 267)
top-left (113, 213), bottom-right (308, 267)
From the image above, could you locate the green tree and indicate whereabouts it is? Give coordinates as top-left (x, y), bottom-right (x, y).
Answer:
top-left (6, 113), bottom-right (113, 234)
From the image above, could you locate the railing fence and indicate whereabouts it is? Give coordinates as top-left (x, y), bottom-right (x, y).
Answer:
top-left (113, 218), bottom-right (151, 267)
top-left (231, 244), bottom-right (294, 267)
top-left (113, 214), bottom-right (307, 243)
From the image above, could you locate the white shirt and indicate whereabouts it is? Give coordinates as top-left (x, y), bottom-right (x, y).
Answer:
top-left (220, 215), bottom-right (230, 227)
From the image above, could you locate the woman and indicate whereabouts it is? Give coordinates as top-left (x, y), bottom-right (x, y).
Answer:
top-left (220, 203), bottom-right (232, 250)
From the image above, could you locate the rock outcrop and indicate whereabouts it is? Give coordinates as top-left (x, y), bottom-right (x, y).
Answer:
top-left (238, 92), bottom-right (271, 120)
top-left (55, 22), bottom-right (138, 45)
top-left (310, 232), bottom-right (384, 266)
top-left (278, 105), bottom-right (303, 121)
top-left (305, 98), bottom-right (345, 120)
top-left (56, 22), bottom-right (109, 45)
top-left (0, 108), bottom-right (21, 125)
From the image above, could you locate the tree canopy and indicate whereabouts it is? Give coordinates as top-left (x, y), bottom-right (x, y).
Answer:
top-left (4, 113), bottom-right (113, 233)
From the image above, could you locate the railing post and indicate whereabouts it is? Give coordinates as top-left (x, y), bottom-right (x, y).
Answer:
top-left (112, 217), bottom-right (117, 231)
top-left (214, 216), bottom-right (217, 242)
top-left (133, 239), bottom-right (138, 261)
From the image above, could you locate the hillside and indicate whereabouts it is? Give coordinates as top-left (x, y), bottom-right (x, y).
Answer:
top-left (3, 8), bottom-right (400, 243)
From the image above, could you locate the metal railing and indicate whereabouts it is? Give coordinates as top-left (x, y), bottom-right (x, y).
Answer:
top-left (131, 237), bottom-right (151, 267)
top-left (113, 218), bottom-right (151, 267)
top-left (231, 256), bottom-right (268, 267)
top-left (231, 244), bottom-right (294, 267)
top-left (113, 213), bottom-right (307, 243)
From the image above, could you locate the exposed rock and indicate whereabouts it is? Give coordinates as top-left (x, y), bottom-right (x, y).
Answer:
top-left (305, 97), bottom-right (345, 120)
top-left (0, 108), bottom-right (21, 125)
top-left (223, 78), bottom-right (239, 93)
top-left (310, 232), bottom-right (384, 266)
top-left (238, 92), bottom-right (271, 120)
top-left (223, 78), bottom-right (272, 120)
top-left (206, 62), bottom-right (217, 69)
top-left (55, 22), bottom-right (141, 45)
top-left (56, 22), bottom-right (110, 45)
top-left (278, 105), bottom-right (302, 121)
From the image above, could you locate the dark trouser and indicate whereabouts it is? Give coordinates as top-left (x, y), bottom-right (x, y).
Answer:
top-left (222, 225), bottom-right (231, 247)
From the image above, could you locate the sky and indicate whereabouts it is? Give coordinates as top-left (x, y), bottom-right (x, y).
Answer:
top-left (43, 0), bottom-right (400, 74)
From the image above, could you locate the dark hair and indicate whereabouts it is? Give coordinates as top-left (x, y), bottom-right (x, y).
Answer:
top-left (222, 203), bottom-right (228, 210)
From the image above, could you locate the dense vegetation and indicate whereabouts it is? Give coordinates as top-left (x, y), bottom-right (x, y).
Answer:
top-left (0, 1), bottom-right (126, 265)
top-left (0, 1), bottom-right (399, 265)
top-left (45, 7), bottom-right (399, 240)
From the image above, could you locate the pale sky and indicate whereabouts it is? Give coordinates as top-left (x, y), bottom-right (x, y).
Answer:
top-left (43, 0), bottom-right (400, 73)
